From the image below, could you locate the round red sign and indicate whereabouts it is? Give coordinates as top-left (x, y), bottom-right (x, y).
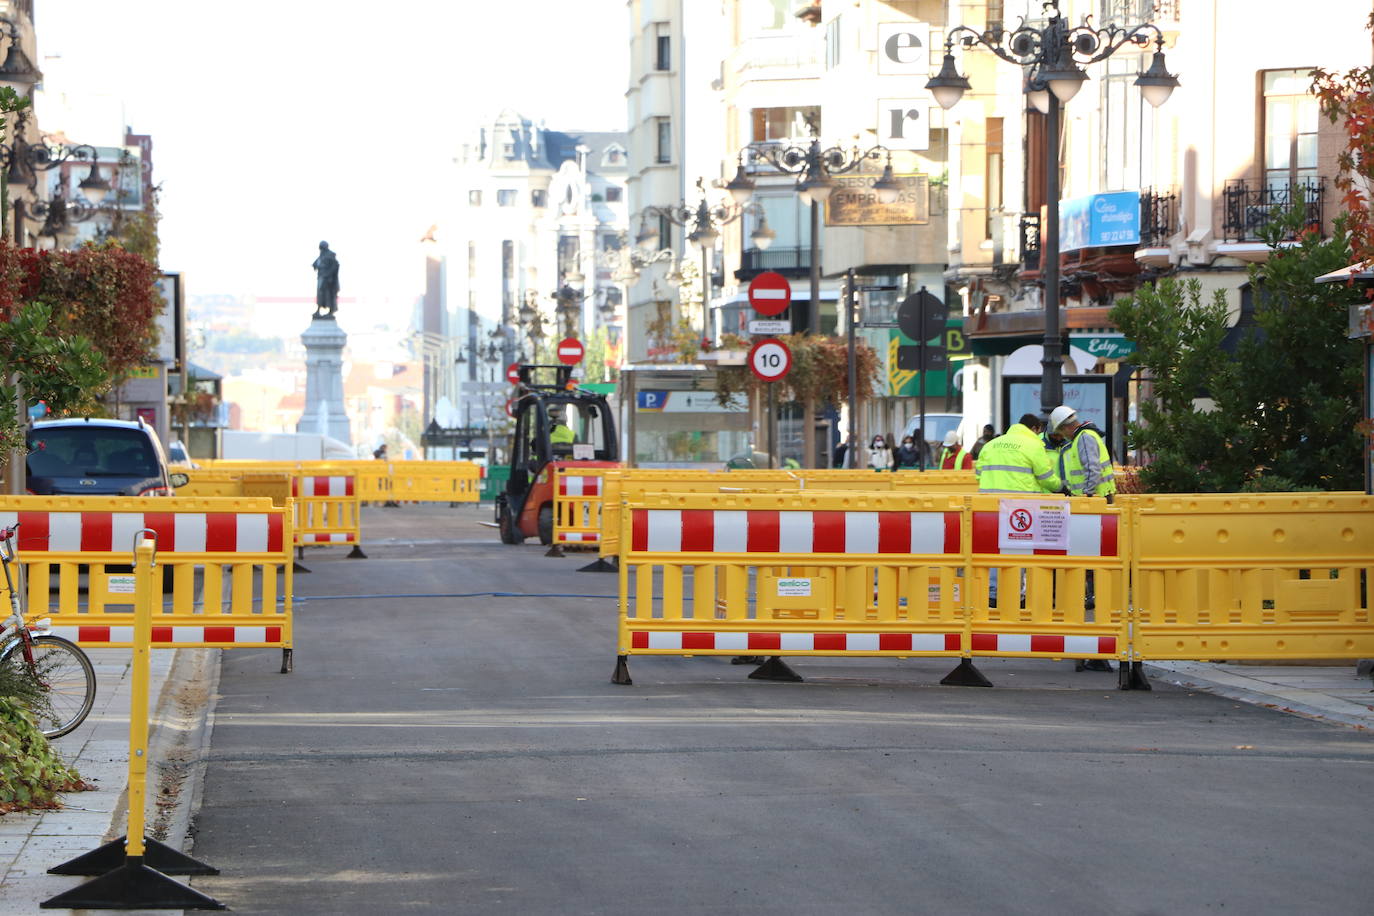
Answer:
top-left (556, 337), bottom-right (585, 365)
top-left (748, 337), bottom-right (792, 382)
top-left (748, 271), bottom-right (792, 317)
top-left (506, 363), bottom-right (521, 385)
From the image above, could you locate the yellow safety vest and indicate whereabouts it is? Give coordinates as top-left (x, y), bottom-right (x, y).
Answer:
top-left (1062, 425), bottom-right (1116, 497)
top-left (975, 424), bottom-right (1064, 494)
top-left (550, 424), bottom-right (574, 445)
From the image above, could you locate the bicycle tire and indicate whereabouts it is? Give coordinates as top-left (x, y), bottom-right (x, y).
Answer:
top-left (0, 635), bottom-right (97, 739)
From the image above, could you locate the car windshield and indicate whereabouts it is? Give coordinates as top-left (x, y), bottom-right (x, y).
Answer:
top-left (27, 427), bottom-right (160, 477)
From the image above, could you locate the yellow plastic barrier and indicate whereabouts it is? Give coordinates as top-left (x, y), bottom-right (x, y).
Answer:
top-left (965, 493), bottom-right (1129, 669)
top-left (203, 459), bottom-right (480, 504)
top-left (178, 467), bottom-right (292, 506)
top-left (291, 474), bottom-right (364, 555)
top-left (0, 495), bottom-right (295, 671)
top-left (613, 490), bottom-right (973, 684)
top-left (590, 468), bottom-right (978, 567)
top-left (1131, 493), bottom-right (1374, 661)
top-left (551, 467), bottom-right (606, 547)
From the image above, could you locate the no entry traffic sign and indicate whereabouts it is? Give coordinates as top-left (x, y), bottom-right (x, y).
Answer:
top-left (748, 337), bottom-right (792, 382)
top-left (507, 363), bottom-right (521, 385)
top-left (748, 271), bottom-right (792, 317)
top-left (557, 338), bottom-right (585, 365)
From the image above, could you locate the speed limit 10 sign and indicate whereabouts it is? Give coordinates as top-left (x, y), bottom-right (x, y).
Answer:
top-left (748, 337), bottom-right (792, 382)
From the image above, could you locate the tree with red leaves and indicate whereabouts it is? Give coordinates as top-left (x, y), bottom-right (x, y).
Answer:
top-left (1311, 13), bottom-right (1374, 272)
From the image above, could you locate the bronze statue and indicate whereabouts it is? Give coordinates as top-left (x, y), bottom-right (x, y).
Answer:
top-left (312, 241), bottom-right (340, 318)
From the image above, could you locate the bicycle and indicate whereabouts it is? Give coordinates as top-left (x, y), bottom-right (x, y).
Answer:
top-left (0, 524), bottom-right (97, 739)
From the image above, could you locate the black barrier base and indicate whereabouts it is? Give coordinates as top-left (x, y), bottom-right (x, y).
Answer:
top-left (280, 647), bottom-right (294, 673)
top-left (611, 655), bottom-right (632, 685)
top-left (1075, 659), bottom-right (1114, 672)
top-left (545, 544), bottom-right (565, 558)
top-left (347, 545), bottom-right (367, 559)
top-left (940, 658), bottom-right (993, 687)
top-left (578, 556), bottom-right (617, 573)
top-left (748, 656), bottom-right (803, 682)
top-left (730, 655), bottom-right (767, 666)
top-left (40, 856), bottom-right (225, 910)
top-left (293, 561), bottom-right (312, 573)
top-left (1118, 661), bottom-right (1153, 691)
top-left (49, 836), bottom-right (218, 877)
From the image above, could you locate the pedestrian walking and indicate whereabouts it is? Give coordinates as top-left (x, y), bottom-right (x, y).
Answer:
top-left (867, 434), bottom-right (892, 471)
top-left (969, 423), bottom-right (996, 459)
top-left (833, 434), bottom-right (855, 469)
top-left (893, 435), bottom-right (922, 469)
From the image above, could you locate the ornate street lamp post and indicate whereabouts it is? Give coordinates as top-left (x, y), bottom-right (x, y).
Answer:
top-left (0, 109), bottom-right (111, 247)
top-left (637, 178), bottom-right (775, 343)
top-left (726, 141), bottom-right (900, 334)
top-left (927, 0), bottom-right (1178, 415)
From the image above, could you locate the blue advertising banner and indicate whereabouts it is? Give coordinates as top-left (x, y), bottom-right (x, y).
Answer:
top-left (1059, 191), bottom-right (1140, 252)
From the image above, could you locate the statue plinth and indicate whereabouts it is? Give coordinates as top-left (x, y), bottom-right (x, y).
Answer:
top-left (297, 316), bottom-right (352, 445)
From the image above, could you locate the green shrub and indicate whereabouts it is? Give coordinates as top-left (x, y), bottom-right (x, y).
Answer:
top-left (0, 696), bottom-right (90, 813)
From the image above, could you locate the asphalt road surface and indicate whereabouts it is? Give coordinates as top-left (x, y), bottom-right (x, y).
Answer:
top-left (190, 504), bottom-right (1374, 914)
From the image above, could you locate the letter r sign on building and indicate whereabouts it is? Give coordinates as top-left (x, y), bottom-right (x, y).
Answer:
top-left (877, 99), bottom-right (930, 151)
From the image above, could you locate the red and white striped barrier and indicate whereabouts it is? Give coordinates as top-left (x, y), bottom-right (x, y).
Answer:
top-left (559, 475), bottom-right (601, 497)
top-left (51, 625), bottom-right (284, 646)
top-left (291, 476), bottom-right (355, 497)
top-left (971, 633), bottom-right (1117, 654)
top-left (0, 509), bottom-right (284, 554)
top-left (970, 511), bottom-right (1119, 557)
top-left (631, 509), bottom-right (960, 555)
top-left (629, 631), bottom-right (962, 652)
top-left (557, 531), bottom-right (599, 543)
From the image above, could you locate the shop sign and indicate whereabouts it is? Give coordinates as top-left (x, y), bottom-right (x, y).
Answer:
top-left (827, 173), bottom-right (929, 226)
top-left (1071, 334), bottom-right (1136, 360)
top-left (1059, 191), bottom-right (1140, 252)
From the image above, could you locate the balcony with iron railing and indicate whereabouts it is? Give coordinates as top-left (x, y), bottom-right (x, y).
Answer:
top-left (1139, 187), bottom-right (1177, 247)
top-left (1221, 178), bottom-right (1326, 243)
top-left (736, 246), bottom-right (812, 279)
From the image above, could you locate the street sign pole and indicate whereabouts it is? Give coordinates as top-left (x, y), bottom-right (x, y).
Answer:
top-left (767, 382), bottom-right (776, 469)
top-left (846, 268), bottom-right (857, 468)
top-left (919, 286), bottom-right (928, 471)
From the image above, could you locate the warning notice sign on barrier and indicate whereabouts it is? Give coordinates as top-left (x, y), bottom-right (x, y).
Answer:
top-left (998, 499), bottom-right (1069, 551)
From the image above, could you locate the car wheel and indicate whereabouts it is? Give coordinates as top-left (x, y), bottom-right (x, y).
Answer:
top-left (537, 504), bottom-right (553, 546)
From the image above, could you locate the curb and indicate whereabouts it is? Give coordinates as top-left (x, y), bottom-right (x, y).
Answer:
top-left (1145, 660), bottom-right (1374, 730)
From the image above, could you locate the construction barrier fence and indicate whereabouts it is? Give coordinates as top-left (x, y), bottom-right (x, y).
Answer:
top-left (201, 459), bottom-right (480, 504)
top-left (612, 491), bottom-right (1374, 686)
top-left (0, 495), bottom-right (294, 671)
top-left (291, 475), bottom-right (363, 555)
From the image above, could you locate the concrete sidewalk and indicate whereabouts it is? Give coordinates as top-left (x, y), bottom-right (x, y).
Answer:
top-left (0, 645), bottom-right (211, 912)
top-left (1147, 660), bottom-right (1374, 730)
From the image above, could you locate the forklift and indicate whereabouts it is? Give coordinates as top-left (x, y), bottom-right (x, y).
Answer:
top-left (496, 364), bottom-right (620, 545)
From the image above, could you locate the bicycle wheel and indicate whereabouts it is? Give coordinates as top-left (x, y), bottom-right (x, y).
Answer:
top-left (0, 635), bottom-right (97, 739)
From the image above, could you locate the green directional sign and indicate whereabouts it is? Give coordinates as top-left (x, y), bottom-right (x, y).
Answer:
top-left (1071, 334), bottom-right (1136, 361)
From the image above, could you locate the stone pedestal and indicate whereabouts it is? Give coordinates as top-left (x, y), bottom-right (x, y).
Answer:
top-left (297, 317), bottom-right (352, 445)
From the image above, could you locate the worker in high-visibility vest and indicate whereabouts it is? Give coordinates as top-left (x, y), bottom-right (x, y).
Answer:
top-left (1049, 405), bottom-right (1116, 500)
top-left (1050, 404), bottom-right (1116, 673)
top-left (974, 414), bottom-right (1062, 494)
top-left (549, 406), bottom-right (575, 446)
top-left (937, 431), bottom-right (973, 470)
top-left (975, 414), bottom-right (1062, 610)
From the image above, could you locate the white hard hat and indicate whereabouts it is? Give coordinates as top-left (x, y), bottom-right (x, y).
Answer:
top-left (1049, 405), bottom-right (1077, 431)
top-left (942, 431), bottom-right (958, 446)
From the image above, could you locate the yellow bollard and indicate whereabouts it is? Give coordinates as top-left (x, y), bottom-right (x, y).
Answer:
top-left (41, 535), bottom-right (226, 909)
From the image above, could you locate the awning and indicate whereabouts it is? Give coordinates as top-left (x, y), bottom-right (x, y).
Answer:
top-left (1315, 261), bottom-right (1374, 284)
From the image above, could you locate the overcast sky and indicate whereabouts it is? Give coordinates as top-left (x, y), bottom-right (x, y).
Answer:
top-left (37, 0), bottom-right (628, 308)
